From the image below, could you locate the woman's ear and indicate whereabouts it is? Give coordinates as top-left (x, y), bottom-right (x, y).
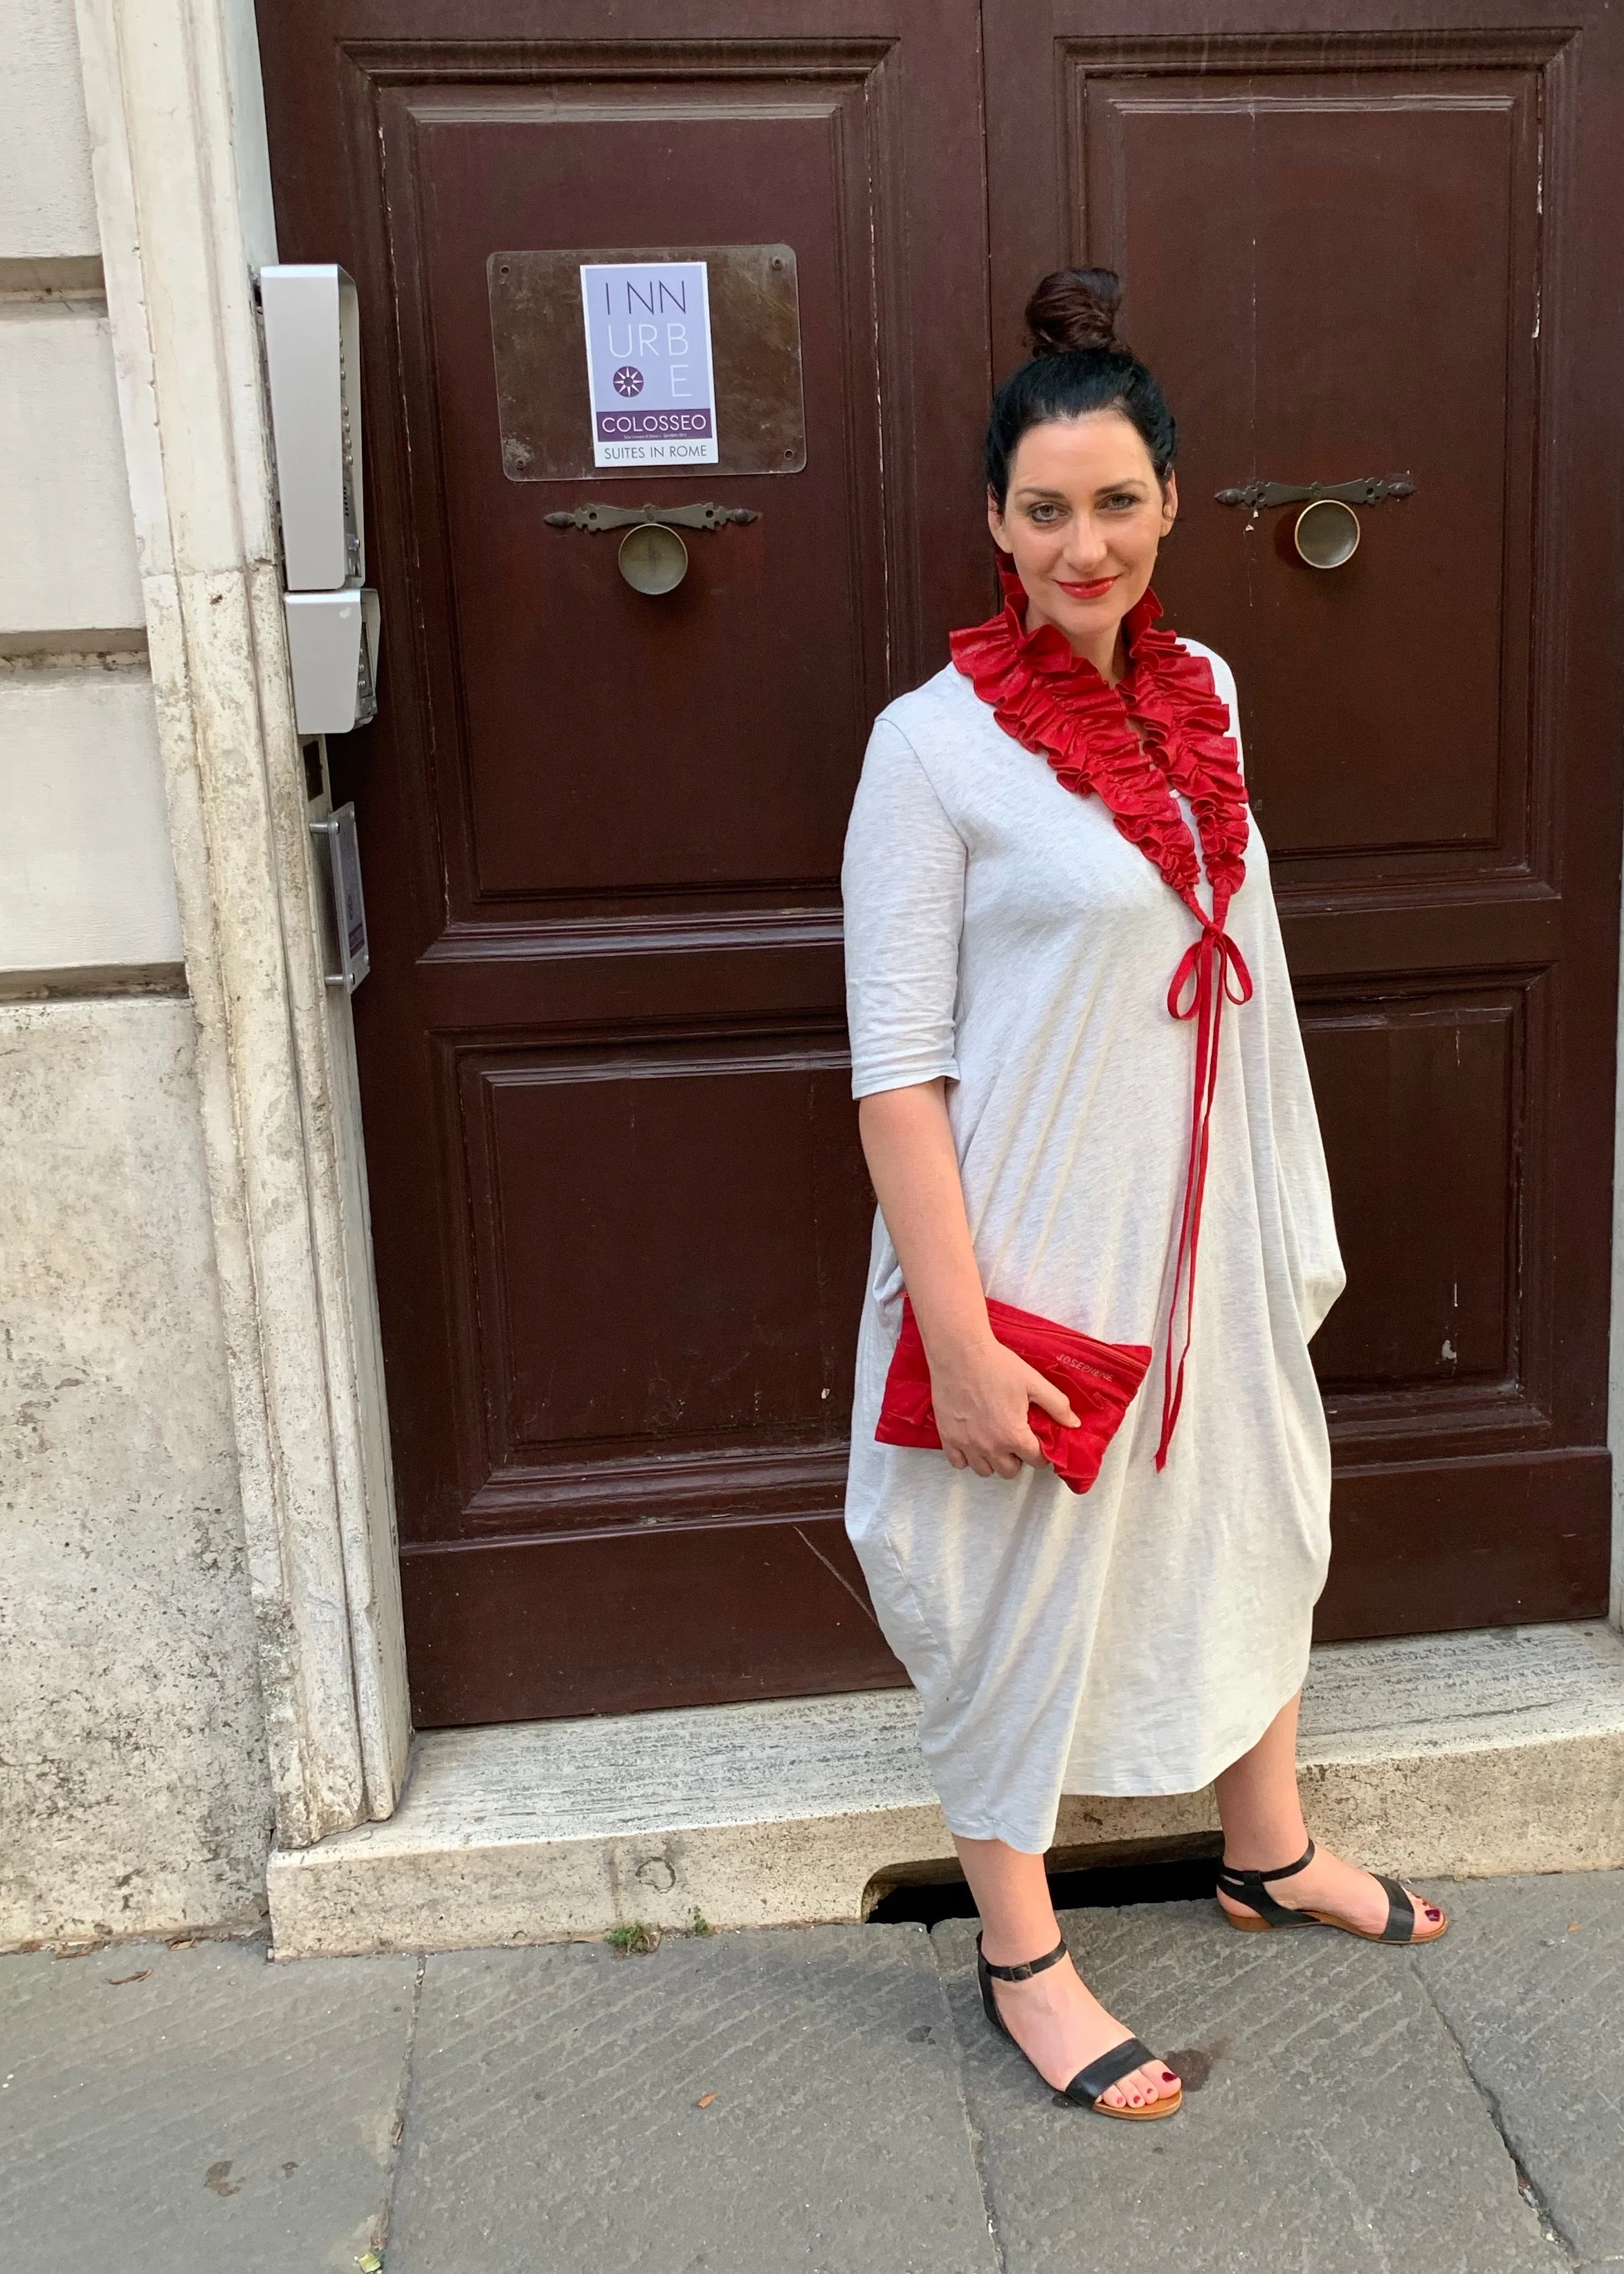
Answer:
top-left (986, 486), bottom-right (1009, 549)
top-left (1160, 471), bottom-right (1179, 535)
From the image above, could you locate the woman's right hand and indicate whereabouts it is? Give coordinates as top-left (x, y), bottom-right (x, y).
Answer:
top-left (927, 1333), bottom-right (1080, 1480)
top-left (856, 1083), bottom-right (1078, 1479)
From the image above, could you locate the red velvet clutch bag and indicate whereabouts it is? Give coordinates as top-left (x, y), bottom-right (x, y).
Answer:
top-left (875, 1295), bottom-right (1152, 1495)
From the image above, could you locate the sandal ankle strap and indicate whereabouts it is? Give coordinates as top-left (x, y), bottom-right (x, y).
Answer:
top-left (1216, 1838), bottom-right (1315, 1898)
top-left (976, 1931), bottom-right (1068, 1982)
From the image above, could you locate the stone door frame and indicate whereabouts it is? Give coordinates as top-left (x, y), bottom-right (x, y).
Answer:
top-left (72, 0), bottom-right (410, 1848)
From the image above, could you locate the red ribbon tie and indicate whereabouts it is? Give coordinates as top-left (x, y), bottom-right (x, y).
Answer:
top-left (1154, 897), bottom-right (1254, 1469)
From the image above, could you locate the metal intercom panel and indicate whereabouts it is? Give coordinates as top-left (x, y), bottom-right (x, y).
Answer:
top-left (260, 263), bottom-right (379, 740)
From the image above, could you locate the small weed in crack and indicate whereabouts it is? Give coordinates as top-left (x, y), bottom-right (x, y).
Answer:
top-left (606, 1920), bottom-right (660, 1958)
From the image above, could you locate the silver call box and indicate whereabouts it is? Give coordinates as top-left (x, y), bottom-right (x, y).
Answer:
top-left (260, 263), bottom-right (381, 734)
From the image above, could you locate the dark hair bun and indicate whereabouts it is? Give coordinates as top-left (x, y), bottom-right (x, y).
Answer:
top-left (1025, 267), bottom-right (1122, 357)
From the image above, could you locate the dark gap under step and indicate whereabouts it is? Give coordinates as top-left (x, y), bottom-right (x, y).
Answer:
top-left (866, 1834), bottom-right (1223, 1928)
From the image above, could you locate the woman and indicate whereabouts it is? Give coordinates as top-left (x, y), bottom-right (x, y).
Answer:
top-left (841, 269), bottom-right (1447, 2125)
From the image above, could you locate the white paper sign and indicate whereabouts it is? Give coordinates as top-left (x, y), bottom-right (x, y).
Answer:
top-left (580, 260), bottom-right (719, 467)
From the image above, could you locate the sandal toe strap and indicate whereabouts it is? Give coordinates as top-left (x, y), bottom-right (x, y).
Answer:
top-left (1376, 1874), bottom-right (1418, 1943)
top-left (1067, 2035), bottom-right (1159, 2107)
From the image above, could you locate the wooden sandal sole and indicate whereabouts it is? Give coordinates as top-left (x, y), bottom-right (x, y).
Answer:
top-left (1095, 2087), bottom-right (1183, 2120)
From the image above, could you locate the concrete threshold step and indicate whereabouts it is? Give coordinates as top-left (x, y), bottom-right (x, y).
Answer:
top-left (267, 1620), bottom-right (1624, 1956)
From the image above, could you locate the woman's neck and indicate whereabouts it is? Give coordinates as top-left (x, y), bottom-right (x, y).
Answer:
top-left (1021, 593), bottom-right (1129, 686)
top-left (1077, 626), bottom-right (1129, 686)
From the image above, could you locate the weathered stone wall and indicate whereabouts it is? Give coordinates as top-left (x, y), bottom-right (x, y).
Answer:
top-left (0, 1002), bottom-right (271, 1941)
top-left (0, 0), bottom-right (272, 1945)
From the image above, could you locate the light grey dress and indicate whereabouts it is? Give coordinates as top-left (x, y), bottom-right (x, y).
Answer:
top-left (840, 645), bottom-right (1344, 1853)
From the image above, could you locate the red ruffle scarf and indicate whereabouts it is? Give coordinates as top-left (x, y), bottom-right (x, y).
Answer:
top-left (949, 567), bottom-right (1252, 1468)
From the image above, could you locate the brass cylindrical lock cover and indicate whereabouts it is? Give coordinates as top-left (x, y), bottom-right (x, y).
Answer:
top-left (617, 522), bottom-right (689, 594)
top-left (1293, 498), bottom-right (1361, 570)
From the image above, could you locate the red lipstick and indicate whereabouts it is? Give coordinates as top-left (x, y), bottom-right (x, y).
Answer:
top-left (1057, 574), bottom-right (1118, 599)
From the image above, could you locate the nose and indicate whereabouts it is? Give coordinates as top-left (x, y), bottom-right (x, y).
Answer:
top-left (1061, 514), bottom-right (1110, 574)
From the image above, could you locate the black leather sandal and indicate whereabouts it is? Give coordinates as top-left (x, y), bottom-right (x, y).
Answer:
top-left (975, 1932), bottom-right (1183, 2120)
top-left (1216, 1839), bottom-right (1448, 1943)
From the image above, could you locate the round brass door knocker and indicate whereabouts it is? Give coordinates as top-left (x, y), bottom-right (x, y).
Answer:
top-left (1293, 498), bottom-right (1361, 570)
top-left (617, 521), bottom-right (689, 594)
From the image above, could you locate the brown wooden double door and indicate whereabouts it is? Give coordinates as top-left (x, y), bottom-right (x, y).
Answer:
top-left (260, 2), bottom-right (1623, 1728)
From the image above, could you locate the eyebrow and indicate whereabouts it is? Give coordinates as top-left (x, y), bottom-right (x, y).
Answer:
top-left (1012, 479), bottom-right (1149, 501)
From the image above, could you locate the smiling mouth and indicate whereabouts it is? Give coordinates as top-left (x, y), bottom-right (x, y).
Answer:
top-left (1056, 574), bottom-right (1119, 599)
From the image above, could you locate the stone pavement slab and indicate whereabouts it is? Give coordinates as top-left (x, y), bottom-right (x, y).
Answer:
top-left (1416, 1871), bottom-right (1624, 2268)
top-left (384, 1922), bottom-right (996, 2274)
top-left (933, 1901), bottom-right (1556, 2274)
top-left (0, 1937), bottom-right (419, 2274)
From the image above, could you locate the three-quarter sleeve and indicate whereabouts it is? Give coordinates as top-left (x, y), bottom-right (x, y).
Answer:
top-left (841, 715), bottom-right (967, 1099)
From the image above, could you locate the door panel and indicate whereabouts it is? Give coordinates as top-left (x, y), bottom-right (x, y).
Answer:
top-left (1304, 990), bottom-right (1522, 1396)
top-left (985, 13), bottom-right (1621, 1635)
top-left (459, 1035), bottom-right (871, 1486)
top-left (1084, 76), bottom-right (1531, 867)
top-left (412, 95), bottom-right (888, 906)
top-left (259, 6), bottom-right (992, 1724)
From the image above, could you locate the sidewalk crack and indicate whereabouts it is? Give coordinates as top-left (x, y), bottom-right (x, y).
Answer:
top-left (927, 1929), bottom-right (1007, 2274)
top-left (1407, 1952), bottom-right (1577, 2266)
top-left (374, 1950), bottom-right (426, 2261)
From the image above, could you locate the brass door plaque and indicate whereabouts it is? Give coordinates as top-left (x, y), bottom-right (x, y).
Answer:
top-left (489, 244), bottom-right (805, 482)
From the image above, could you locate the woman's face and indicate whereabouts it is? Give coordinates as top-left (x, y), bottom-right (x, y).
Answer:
top-left (987, 410), bottom-right (1177, 660)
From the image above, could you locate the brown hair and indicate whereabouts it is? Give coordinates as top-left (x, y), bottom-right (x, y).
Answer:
top-left (1024, 266), bottom-right (1123, 356)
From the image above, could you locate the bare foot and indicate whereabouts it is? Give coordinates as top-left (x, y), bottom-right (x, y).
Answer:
top-left (984, 1947), bottom-right (1179, 2109)
top-left (1218, 1844), bottom-right (1447, 1940)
